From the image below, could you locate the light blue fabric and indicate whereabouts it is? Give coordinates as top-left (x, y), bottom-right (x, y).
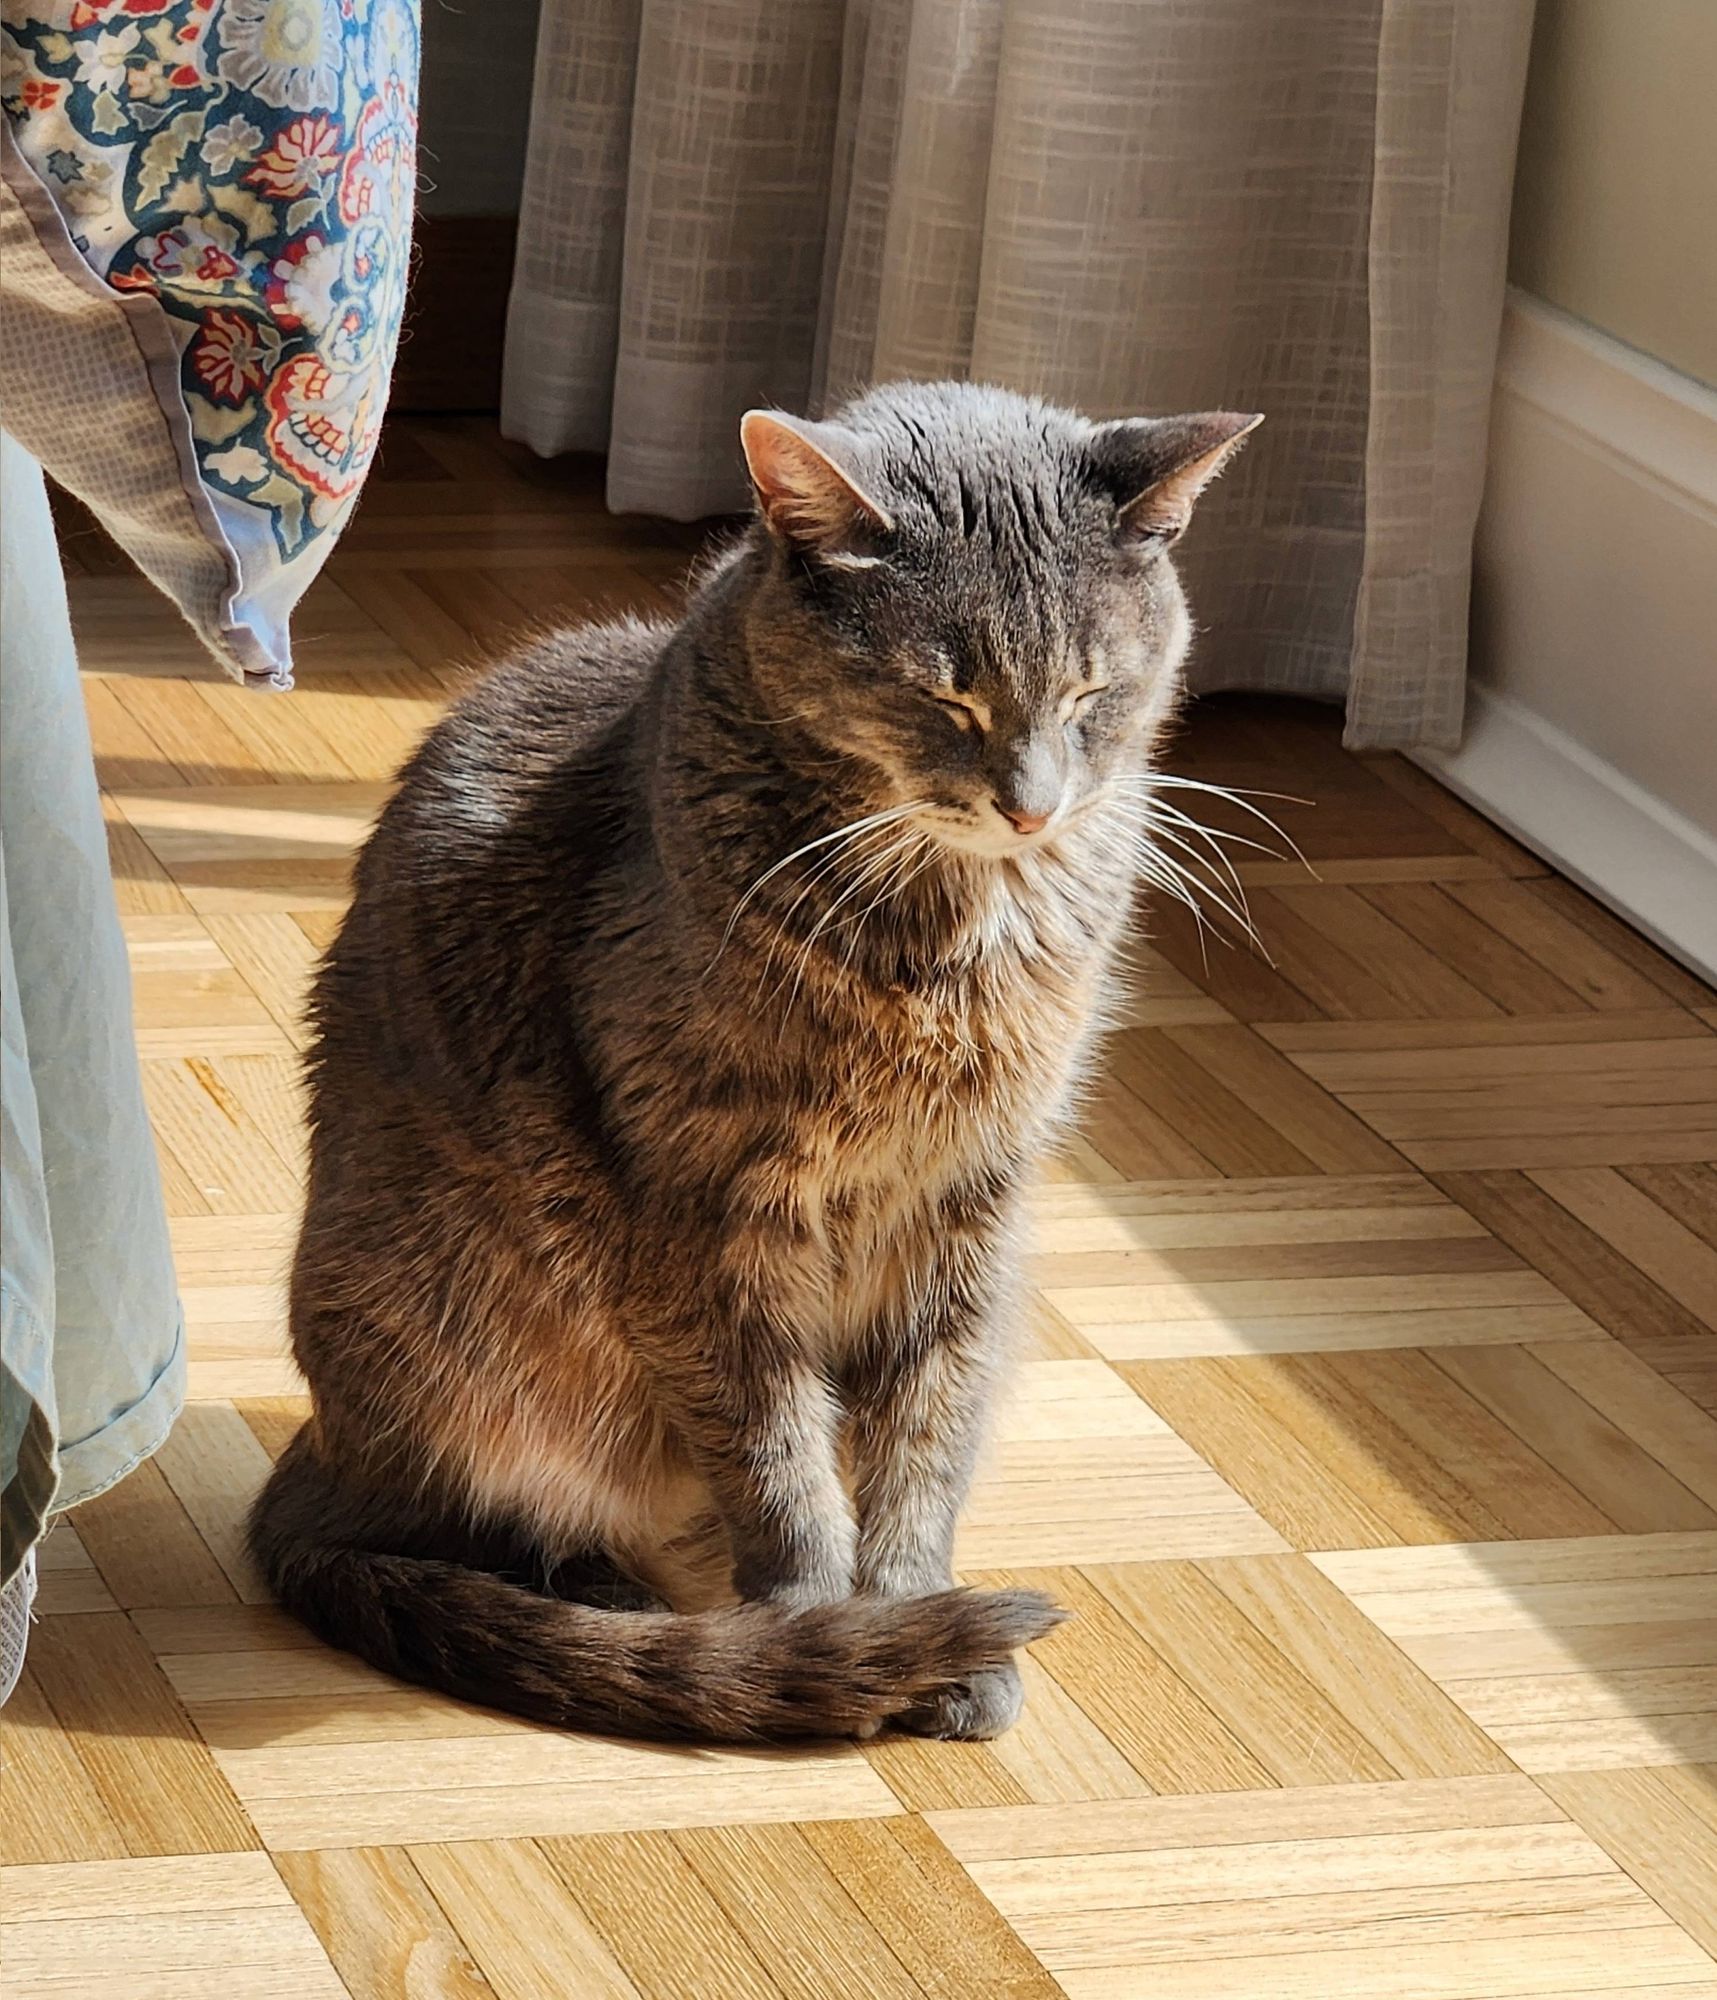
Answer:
top-left (1, 429), bottom-right (184, 1585)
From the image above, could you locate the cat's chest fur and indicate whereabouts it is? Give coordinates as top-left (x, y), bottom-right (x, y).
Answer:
top-left (734, 877), bottom-right (1114, 1351)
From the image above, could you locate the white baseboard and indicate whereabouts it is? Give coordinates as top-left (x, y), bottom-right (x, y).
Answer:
top-left (1414, 685), bottom-right (1717, 983)
top-left (1447, 291), bottom-right (1717, 986)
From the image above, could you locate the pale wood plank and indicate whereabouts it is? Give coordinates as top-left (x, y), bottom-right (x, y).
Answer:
top-left (1262, 883), bottom-right (1506, 1019)
top-left (273, 1846), bottom-right (499, 1999)
top-left (671, 1821), bottom-right (932, 2000)
top-left (22, 1615), bottom-right (259, 1857)
top-left (151, 1402), bottom-right (278, 1602)
top-left (988, 1654), bottom-right (1159, 1806)
top-left (1028, 1173), bottom-right (1447, 1217)
top-left (1314, 1531), bottom-right (1717, 1595)
top-left (1448, 878), bottom-right (1689, 1011)
top-left (1123, 1357), bottom-right (1403, 1549)
top-left (0, 1668), bottom-right (129, 1865)
top-left (1030, 1195), bottom-right (1485, 1252)
top-left (1086, 1561), bottom-right (1398, 1786)
top-left (799, 1816), bottom-right (1063, 1998)
top-left (1404, 1130), bottom-right (1717, 1170)
top-left (1032, 1233), bottom-right (1523, 1288)
top-left (929, 1774), bottom-right (1566, 1863)
top-left (1263, 1012), bottom-right (1713, 1052)
top-left (234, 1759), bottom-right (902, 1850)
top-left (1105, 1028), bottom-right (1322, 1176)
top-left (1529, 1338), bottom-right (1717, 1512)
top-left (1195, 1555), bottom-right (1510, 1778)
top-left (1021, 1874), bottom-right (1661, 1970)
top-left (3, 1852), bottom-right (289, 1921)
top-left (535, 1831), bottom-right (779, 2000)
top-left (1473, 1711), bottom-right (1717, 1771)
top-left (140, 1057), bottom-right (303, 1213)
top-left (203, 913), bottom-right (322, 1049)
top-left (1435, 1168), bottom-right (1712, 1347)
top-left (102, 790), bottom-right (194, 916)
top-left (1431, 1344), bottom-right (1717, 1533)
top-left (1052, 1930), bottom-right (1713, 1999)
top-left (1523, 873), bottom-right (1717, 1009)
top-left (1358, 880), bottom-right (1592, 1012)
top-left (2, 1908), bottom-right (345, 1993)
top-left (965, 1823), bottom-right (1622, 1922)
top-left (402, 1839), bottom-right (640, 2000)
top-left (71, 1455), bottom-right (237, 1610)
top-left (1530, 1166), bottom-right (1717, 1328)
top-left (1086, 1303), bottom-right (1603, 1360)
top-left (977, 1567), bottom-right (1274, 1795)
top-left (1546, 1766), bottom-right (1717, 1959)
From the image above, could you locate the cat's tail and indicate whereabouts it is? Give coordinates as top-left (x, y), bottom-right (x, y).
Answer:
top-left (248, 1435), bottom-right (1060, 1742)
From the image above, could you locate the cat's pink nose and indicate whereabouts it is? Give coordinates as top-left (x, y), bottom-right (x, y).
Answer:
top-left (999, 805), bottom-right (1053, 836)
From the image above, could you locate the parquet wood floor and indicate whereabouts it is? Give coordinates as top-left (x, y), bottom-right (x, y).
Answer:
top-left (6, 417), bottom-right (1714, 1998)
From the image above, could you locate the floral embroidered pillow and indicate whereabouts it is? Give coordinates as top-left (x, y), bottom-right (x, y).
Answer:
top-left (0, 0), bottom-right (419, 686)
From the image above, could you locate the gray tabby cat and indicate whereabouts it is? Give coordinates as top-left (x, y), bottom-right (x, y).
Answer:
top-left (249, 382), bottom-right (1259, 1742)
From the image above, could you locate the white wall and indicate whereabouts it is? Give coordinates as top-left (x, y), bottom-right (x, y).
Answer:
top-left (1420, 294), bottom-right (1717, 980)
top-left (1508, 0), bottom-right (1716, 389)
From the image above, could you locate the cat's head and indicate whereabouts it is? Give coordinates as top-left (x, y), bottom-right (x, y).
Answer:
top-left (737, 381), bottom-right (1260, 859)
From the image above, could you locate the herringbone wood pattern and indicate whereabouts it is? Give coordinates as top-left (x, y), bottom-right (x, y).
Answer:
top-left (6, 419), bottom-right (1715, 1999)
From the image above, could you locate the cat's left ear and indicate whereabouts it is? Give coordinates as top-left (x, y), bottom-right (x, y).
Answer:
top-left (1091, 411), bottom-right (1263, 548)
top-left (739, 410), bottom-right (894, 558)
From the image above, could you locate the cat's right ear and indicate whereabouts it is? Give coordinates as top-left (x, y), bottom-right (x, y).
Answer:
top-left (1090, 411), bottom-right (1263, 550)
top-left (739, 411), bottom-right (894, 559)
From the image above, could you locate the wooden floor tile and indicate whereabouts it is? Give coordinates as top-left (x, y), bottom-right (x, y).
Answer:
top-left (108, 783), bottom-right (385, 914)
top-left (800, 1816), bottom-right (1062, 1998)
top-left (1435, 1167), bottom-right (1715, 1349)
top-left (21, 1614), bottom-right (260, 1857)
top-left (272, 1845), bottom-right (497, 2000)
top-left (959, 1360), bottom-right (1287, 1566)
top-left (1034, 1174), bottom-right (1602, 1359)
top-left (934, 1775), bottom-right (1714, 1999)
top-left (71, 1456), bottom-right (238, 1611)
top-left (1544, 1765), bottom-right (1717, 1959)
top-left (1264, 1014), bottom-right (1717, 1169)
top-left (407, 1838), bottom-right (642, 1997)
top-left (1120, 1344), bottom-right (1680, 1547)
top-left (862, 1642), bottom-right (1151, 1813)
top-left (140, 1613), bottom-right (905, 1845)
top-left (31, 1522), bottom-right (117, 1618)
top-left (1, 1853), bottom-right (346, 2000)
top-left (1316, 1533), bottom-right (1717, 1771)
top-left (0, 1666), bottom-right (129, 1866)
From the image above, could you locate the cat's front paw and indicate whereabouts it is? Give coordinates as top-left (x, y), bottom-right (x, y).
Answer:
top-left (894, 1660), bottom-right (1024, 1740)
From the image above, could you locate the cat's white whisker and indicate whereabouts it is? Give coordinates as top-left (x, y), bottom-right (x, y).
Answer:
top-left (1134, 815), bottom-right (1265, 950)
top-left (1146, 798), bottom-right (1285, 861)
top-left (1140, 843), bottom-right (1265, 957)
top-left (839, 830), bottom-right (933, 974)
top-left (755, 815), bottom-right (914, 996)
top-left (777, 835), bottom-right (915, 1019)
top-left (1101, 777), bottom-right (1298, 961)
top-left (713, 802), bottom-right (925, 964)
top-left (1137, 801), bottom-right (1254, 918)
top-left (1103, 806), bottom-right (1257, 959)
top-left (1142, 774), bottom-right (1317, 874)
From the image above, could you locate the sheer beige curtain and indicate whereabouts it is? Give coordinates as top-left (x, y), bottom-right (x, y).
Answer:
top-left (501, 0), bottom-right (1534, 749)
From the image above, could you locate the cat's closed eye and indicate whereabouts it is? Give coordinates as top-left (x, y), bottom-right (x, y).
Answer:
top-left (1059, 683), bottom-right (1109, 724)
top-left (928, 692), bottom-right (988, 734)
